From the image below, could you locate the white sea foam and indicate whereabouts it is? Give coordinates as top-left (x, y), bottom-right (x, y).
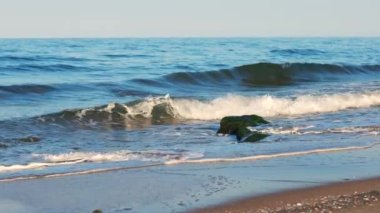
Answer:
top-left (0, 161), bottom-right (81, 173)
top-left (0, 150), bottom-right (203, 173)
top-left (250, 125), bottom-right (380, 135)
top-left (127, 94), bottom-right (174, 117)
top-left (1, 143), bottom-right (379, 181)
top-left (0, 165), bottom-right (162, 182)
top-left (165, 142), bottom-right (380, 165)
top-left (62, 91), bottom-right (380, 122)
top-left (248, 125), bottom-right (315, 135)
top-left (171, 91), bottom-right (380, 120)
top-left (37, 150), bottom-right (202, 163)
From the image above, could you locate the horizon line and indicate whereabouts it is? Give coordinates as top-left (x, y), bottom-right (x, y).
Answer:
top-left (1, 35), bottom-right (380, 39)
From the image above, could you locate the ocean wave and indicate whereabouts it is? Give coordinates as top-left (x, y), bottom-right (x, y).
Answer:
top-left (4, 63), bottom-right (91, 72)
top-left (166, 142), bottom-right (380, 165)
top-left (151, 63), bottom-right (380, 87)
top-left (37, 91), bottom-right (380, 127)
top-left (37, 150), bottom-right (203, 163)
top-left (0, 84), bottom-right (56, 94)
top-left (172, 91), bottom-right (380, 120)
top-left (0, 150), bottom-right (203, 173)
top-left (249, 125), bottom-right (380, 136)
top-left (110, 88), bottom-right (159, 97)
top-left (0, 56), bottom-right (36, 61)
top-left (38, 95), bottom-right (179, 127)
top-left (1, 143), bottom-right (379, 181)
top-left (270, 49), bottom-right (326, 55)
top-left (103, 54), bottom-right (153, 58)
top-left (0, 55), bottom-right (89, 62)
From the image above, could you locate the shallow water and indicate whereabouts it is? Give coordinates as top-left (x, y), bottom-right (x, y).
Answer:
top-left (0, 38), bottom-right (379, 180)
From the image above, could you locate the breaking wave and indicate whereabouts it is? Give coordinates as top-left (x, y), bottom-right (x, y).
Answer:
top-left (38, 95), bottom-right (179, 127)
top-left (172, 91), bottom-right (380, 120)
top-left (37, 91), bottom-right (380, 127)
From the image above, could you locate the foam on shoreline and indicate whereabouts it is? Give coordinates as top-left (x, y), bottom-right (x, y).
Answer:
top-left (1, 142), bottom-right (379, 182)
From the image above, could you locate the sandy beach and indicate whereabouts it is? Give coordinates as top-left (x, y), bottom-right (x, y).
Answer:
top-left (1, 144), bottom-right (380, 213)
top-left (193, 177), bottom-right (380, 213)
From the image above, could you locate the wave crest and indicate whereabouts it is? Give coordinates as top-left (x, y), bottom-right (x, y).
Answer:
top-left (157, 63), bottom-right (380, 87)
top-left (172, 91), bottom-right (380, 120)
top-left (37, 91), bottom-right (380, 128)
top-left (39, 95), bottom-right (179, 127)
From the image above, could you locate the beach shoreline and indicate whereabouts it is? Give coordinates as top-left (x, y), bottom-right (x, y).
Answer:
top-left (1, 140), bottom-right (380, 212)
top-left (192, 177), bottom-right (380, 213)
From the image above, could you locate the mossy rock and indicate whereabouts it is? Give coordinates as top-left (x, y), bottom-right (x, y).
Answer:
top-left (217, 115), bottom-right (269, 142)
top-left (217, 115), bottom-right (268, 135)
top-left (235, 126), bottom-right (251, 141)
top-left (241, 131), bottom-right (269, 142)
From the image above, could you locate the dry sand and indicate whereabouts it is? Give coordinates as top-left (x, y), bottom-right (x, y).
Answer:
top-left (193, 177), bottom-right (380, 213)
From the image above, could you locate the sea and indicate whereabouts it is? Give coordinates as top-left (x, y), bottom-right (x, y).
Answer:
top-left (0, 38), bottom-right (379, 181)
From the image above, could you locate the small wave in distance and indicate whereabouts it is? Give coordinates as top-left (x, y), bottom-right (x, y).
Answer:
top-left (153, 63), bottom-right (380, 87)
top-left (0, 84), bottom-right (56, 94)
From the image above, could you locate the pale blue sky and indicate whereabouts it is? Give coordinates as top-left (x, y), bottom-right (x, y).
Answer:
top-left (0, 0), bottom-right (379, 38)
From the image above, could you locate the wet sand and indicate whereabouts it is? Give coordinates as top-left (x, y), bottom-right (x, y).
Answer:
top-left (193, 177), bottom-right (380, 213)
top-left (1, 144), bottom-right (380, 212)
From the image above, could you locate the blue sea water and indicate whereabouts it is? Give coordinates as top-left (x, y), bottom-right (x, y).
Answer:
top-left (0, 38), bottom-right (379, 180)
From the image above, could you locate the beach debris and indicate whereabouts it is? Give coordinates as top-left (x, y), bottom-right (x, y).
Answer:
top-left (217, 115), bottom-right (269, 142)
top-left (92, 209), bottom-right (103, 213)
top-left (257, 190), bottom-right (380, 213)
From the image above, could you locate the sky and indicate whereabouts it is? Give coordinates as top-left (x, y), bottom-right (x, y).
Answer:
top-left (0, 0), bottom-right (379, 38)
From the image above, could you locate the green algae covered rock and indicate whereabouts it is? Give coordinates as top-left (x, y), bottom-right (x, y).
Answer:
top-left (217, 115), bottom-right (269, 142)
